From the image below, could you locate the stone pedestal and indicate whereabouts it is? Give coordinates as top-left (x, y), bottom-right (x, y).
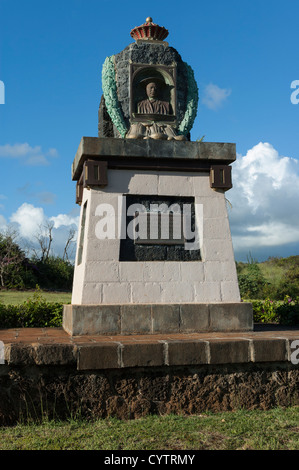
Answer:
top-left (63, 137), bottom-right (253, 336)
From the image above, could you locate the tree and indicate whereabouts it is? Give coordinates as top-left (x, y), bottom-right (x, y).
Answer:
top-left (33, 221), bottom-right (54, 262)
top-left (62, 228), bottom-right (76, 261)
top-left (0, 229), bottom-right (27, 288)
top-left (237, 261), bottom-right (268, 299)
top-left (0, 226), bottom-right (75, 291)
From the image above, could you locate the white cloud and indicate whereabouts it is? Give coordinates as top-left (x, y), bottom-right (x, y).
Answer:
top-left (10, 203), bottom-right (46, 239)
top-left (202, 83), bottom-right (231, 110)
top-left (0, 143), bottom-right (59, 166)
top-left (9, 203), bottom-right (79, 238)
top-left (25, 154), bottom-right (50, 166)
top-left (47, 148), bottom-right (59, 158)
top-left (228, 142), bottom-right (299, 259)
top-left (50, 213), bottom-right (80, 229)
top-left (0, 143), bottom-right (37, 158)
top-left (5, 203), bottom-right (79, 259)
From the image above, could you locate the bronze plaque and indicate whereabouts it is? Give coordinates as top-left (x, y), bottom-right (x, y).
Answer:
top-left (134, 211), bottom-right (185, 245)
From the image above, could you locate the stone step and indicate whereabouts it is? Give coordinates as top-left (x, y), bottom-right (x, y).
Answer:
top-left (1, 326), bottom-right (298, 371)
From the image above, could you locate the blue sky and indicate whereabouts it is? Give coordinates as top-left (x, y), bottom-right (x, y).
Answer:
top-left (0, 0), bottom-right (299, 261)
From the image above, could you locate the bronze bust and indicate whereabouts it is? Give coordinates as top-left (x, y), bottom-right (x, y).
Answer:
top-left (100, 17), bottom-right (198, 140)
top-left (126, 76), bottom-right (185, 141)
top-left (137, 80), bottom-right (170, 115)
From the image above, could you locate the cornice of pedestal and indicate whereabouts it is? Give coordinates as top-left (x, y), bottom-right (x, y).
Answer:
top-left (72, 137), bottom-right (236, 181)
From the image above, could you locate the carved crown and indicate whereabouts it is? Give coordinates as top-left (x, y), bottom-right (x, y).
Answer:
top-left (130, 17), bottom-right (169, 41)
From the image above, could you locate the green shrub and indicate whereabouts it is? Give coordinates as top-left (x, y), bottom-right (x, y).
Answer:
top-left (276, 265), bottom-right (299, 299)
top-left (252, 298), bottom-right (278, 323)
top-left (0, 290), bottom-right (63, 328)
top-left (251, 295), bottom-right (299, 325)
top-left (276, 295), bottom-right (299, 326)
top-left (32, 256), bottom-right (74, 291)
top-left (0, 233), bottom-right (31, 289)
top-left (238, 262), bottom-right (268, 299)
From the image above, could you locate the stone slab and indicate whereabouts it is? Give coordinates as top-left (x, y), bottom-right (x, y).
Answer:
top-left (77, 343), bottom-right (120, 370)
top-left (250, 338), bottom-right (288, 362)
top-left (166, 340), bottom-right (208, 366)
top-left (120, 342), bottom-right (165, 368)
top-left (208, 339), bottom-right (250, 364)
top-left (72, 137), bottom-right (236, 180)
top-left (209, 303), bottom-right (252, 332)
top-left (1, 326), bottom-right (298, 371)
top-left (63, 302), bottom-right (253, 336)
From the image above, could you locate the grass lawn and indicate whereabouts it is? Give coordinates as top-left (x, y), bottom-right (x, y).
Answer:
top-left (0, 290), bottom-right (71, 305)
top-left (0, 407), bottom-right (298, 450)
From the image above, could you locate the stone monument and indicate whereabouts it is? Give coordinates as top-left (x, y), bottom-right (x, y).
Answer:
top-left (63, 17), bottom-right (253, 336)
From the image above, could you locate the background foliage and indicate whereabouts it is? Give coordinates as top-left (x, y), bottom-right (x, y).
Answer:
top-left (237, 255), bottom-right (299, 325)
top-left (236, 255), bottom-right (299, 300)
top-left (0, 230), bottom-right (74, 291)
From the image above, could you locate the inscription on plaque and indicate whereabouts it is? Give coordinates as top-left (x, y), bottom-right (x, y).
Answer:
top-left (134, 211), bottom-right (185, 245)
top-left (119, 195), bottom-right (201, 262)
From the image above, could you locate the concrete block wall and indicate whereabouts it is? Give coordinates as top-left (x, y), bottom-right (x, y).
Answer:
top-left (71, 169), bottom-right (240, 305)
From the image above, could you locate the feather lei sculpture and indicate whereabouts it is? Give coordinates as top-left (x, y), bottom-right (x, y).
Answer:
top-left (178, 62), bottom-right (199, 137)
top-left (102, 55), bottom-right (128, 138)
